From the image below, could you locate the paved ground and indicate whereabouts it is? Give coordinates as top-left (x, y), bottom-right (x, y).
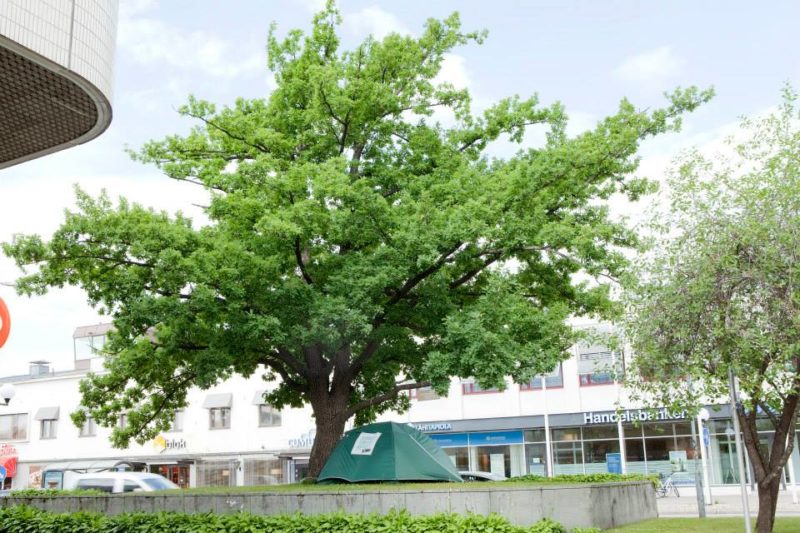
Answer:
top-left (658, 491), bottom-right (800, 517)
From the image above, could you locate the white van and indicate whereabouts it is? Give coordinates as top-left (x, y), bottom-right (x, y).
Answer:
top-left (69, 472), bottom-right (179, 493)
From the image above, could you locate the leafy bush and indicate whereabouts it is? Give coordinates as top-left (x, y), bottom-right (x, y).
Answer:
top-left (0, 506), bottom-right (567, 532)
top-left (507, 473), bottom-right (659, 488)
top-left (8, 488), bottom-right (107, 497)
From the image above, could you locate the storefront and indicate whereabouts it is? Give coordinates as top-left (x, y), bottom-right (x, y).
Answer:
top-left (413, 406), bottom-right (744, 484)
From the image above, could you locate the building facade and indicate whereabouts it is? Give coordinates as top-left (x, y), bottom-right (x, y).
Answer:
top-left (0, 0), bottom-right (118, 169)
top-left (0, 323), bottom-right (798, 492)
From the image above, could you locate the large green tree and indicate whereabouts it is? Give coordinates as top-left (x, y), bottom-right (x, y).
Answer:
top-left (625, 87), bottom-right (800, 533)
top-left (3, 3), bottom-right (710, 477)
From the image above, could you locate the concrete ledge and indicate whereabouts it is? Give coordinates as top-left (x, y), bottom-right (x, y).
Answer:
top-left (0, 482), bottom-right (656, 530)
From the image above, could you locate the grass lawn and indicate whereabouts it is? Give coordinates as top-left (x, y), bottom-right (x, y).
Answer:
top-left (609, 517), bottom-right (800, 532)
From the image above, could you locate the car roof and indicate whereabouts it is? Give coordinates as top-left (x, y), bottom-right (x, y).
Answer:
top-left (74, 472), bottom-right (160, 479)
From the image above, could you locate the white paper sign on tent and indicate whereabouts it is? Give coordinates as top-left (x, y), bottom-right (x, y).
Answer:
top-left (351, 432), bottom-right (382, 455)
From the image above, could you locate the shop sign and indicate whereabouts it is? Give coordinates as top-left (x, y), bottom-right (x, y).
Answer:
top-left (289, 429), bottom-right (316, 449)
top-left (582, 408), bottom-right (686, 425)
top-left (429, 433), bottom-right (469, 448)
top-left (153, 435), bottom-right (187, 453)
top-left (413, 422), bottom-right (453, 432)
top-left (468, 430), bottom-right (524, 446)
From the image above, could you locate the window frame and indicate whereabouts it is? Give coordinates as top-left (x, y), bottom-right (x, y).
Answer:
top-left (0, 413), bottom-right (28, 441)
top-left (257, 404), bottom-right (282, 428)
top-left (520, 364), bottom-right (564, 391)
top-left (461, 381), bottom-right (502, 395)
top-left (40, 418), bottom-right (58, 440)
top-left (208, 407), bottom-right (231, 430)
top-left (79, 416), bottom-right (97, 437)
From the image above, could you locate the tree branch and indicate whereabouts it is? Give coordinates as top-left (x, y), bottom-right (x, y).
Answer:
top-left (343, 381), bottom-right (430, 419)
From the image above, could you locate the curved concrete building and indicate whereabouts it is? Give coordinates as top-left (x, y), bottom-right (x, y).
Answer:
top-left (0, 0), bottom-right (118, 169)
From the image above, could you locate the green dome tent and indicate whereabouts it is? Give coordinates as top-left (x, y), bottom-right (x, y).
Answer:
top-left (317, 421), bottom-right (463, 483)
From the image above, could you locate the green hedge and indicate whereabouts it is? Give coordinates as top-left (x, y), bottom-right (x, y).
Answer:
top-left (0, 506), bottom-right (566, 533)
top-left (507, 473), bottom-right (659, 488)
top-left (7, 488), bottom-right (107, 498)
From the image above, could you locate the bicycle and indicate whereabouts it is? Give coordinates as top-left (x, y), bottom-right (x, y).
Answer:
top-left (655, 473), bottom-right (680, 498)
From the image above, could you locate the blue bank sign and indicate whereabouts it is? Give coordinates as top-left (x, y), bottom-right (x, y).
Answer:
top-left (429, 430), bottom-right (524, 448)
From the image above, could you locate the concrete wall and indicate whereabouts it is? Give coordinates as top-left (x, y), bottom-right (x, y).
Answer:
top-left (0, 482), bottom-right (657, 530)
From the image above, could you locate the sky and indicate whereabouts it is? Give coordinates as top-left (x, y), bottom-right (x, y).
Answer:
top-left (1, 0), bottom-right (799, 376)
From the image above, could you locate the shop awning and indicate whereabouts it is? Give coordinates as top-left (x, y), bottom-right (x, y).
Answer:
top-left (202, 393), bottom-right (232, 409)
top-left (34, 406), bottom-right (60, 420)
top-left (252, 390), bottom-right (266, 405)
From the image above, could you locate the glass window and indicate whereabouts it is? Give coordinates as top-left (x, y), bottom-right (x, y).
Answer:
top-left (0, 414), bottom-right (27, 440)
top-left (197, 460), bottom-right (235, 487)
top-left (552, 428), bottom-right (581, 441)
top-left (525, 443), bottom-right (548, 476)
top-left (583, 439), bottom-right (620, 473)
top-left (553, 441), bottom-right (584, 475)
top-left (209, 408), bottom-right (231, 430)
top-left (643, 421), bottom-right (675, 437)
top-left (79, 417), bottom-right (96, 437)
top-left (524, 429), bottom-right (546, 442)
top-left (75, 478), bottom-right (115, 493)
top-left (474, 445), bottom-right (512, 477)
top-left (673, 421), bottom-right (693, 436)
top-left (169, 411), bottom-right (184, 432)
top-left (462, 381), bottom-right (500, 395)
top-left (118, 414), bottom-right (127, 429)
top-left (443, 447), bottom-right (469, 471)
top-left (40, 419), bottom-right (57, 439)
top-left (578, 349), bottom-right (623, 386)
top-left (521, 364), bottom-right (564, 390)
top-left (243, 458), bottom-right (284, 486)
top-left (74, 334), bottom-right (106, 360)
top-left (142, 477), bottom-right (179, 490)
top-left (410, 386), bottom-right (440, 401)
top-left (258, 405), bottom-right (282, 427)
top-left (582, 425), bottom-right (619, 440)
top-left (122, 481), bottom-right (140, 493)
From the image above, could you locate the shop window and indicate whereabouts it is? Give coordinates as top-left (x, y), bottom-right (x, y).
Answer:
top-left (525, 443), bottom-right (548, 476)
top-left (553, 441), bottom-right (583, 475)
top-left (0, 413), bottom-right (27, 440)
top-left (523, 429), bottom-right (547, 442)
top-left (209, 408), bottom-right (231, 430)
top-left (40, 419), bottom-right (57, 439)
top-left (577, 349), bottom-right (623, 386)
top-left (552, 427), bottom-right (580, 441)
top-left (443, 447), bottom-right (469, 471)
top-left (243, 458), bottom-right (283, 485)
top-left (258, 405), bottom-right (282, 427)
top-left (197, 460), bottom-right (236, 487)
top-left (410, 386), bottom-right (440, 401)
top-left (79, 416), bottom-right (96, 437)
top-left (583, 439), bottom-right (620, 473)
top-left (461, 381), bottom-right (500, 395)
top-left (520, 364), bottom-right (563, 390)
top-left (169, 411), bottom-right (184, 432)
top-left (582, 425), bottom-right (619, 440)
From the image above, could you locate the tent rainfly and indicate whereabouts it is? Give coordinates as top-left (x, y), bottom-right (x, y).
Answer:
top-left (317, 421), bottom-right (463, 483)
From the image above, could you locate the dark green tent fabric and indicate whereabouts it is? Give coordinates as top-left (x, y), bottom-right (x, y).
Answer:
top-left (317, 421), bottom-right (463, 483)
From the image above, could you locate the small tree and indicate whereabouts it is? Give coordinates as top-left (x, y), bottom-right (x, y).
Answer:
top-left (625, 87), bottom-right (800, 533)
top-left (3, 3), bottom-right (710, 477)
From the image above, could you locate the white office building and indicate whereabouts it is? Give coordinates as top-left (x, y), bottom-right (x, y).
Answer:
top-left (0, 323), bottom-right (797, 493)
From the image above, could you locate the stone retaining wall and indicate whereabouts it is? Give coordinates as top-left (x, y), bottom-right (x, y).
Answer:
top-left (1, 481), bottom-right (657, 530)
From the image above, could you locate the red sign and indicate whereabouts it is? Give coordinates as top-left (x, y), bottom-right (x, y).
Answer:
top-left (0, 297), bottom-right (9, 348)
top-left (0, 444), bottom-right (18, 478)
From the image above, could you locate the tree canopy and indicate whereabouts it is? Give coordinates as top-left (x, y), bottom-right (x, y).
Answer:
top-left (3, 2), bottom-right (711, 476)
top-left (624, 86), bottom-right (800, 533)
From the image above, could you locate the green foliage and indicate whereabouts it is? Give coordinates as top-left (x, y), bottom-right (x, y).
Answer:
top-left (8, 488), bottom-right (108, 497)
top-left (1, 0), bottom-right (711, 474)
top-left (507, 473), bottom-right (659, 488)
top-left (624, 84), bottom-right (800, 533)
top-left (0, 506), bottom-right (566, 533)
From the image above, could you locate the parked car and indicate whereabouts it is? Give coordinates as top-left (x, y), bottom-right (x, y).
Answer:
top-left (458, 471), bottom-right (506, 482)
top-left (68, 472), bottom-right (179, 493)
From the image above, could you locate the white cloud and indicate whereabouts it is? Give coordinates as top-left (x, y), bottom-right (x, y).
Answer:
top-left (344, 6), bottom-right (410, 40)
top-left (434, 53), bottom-right (470, 89)
top-left (118, 3), bottom-right (264, 78)
top-left (613, 46), bottom-right (685, 84)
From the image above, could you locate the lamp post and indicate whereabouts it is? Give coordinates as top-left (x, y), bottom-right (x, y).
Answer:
top-left (698, 408), bottom-right (712, 505)
top-left (0, 383), bottom-right (16, 406)
top-left (728, 367), bottom-right (752, 533)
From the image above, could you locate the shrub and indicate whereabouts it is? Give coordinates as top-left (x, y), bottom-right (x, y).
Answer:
top-left (507, 473), bottom-right (659, 488)
top-left (0, 506), bottom-right (567, 532)
top-left (8, 488), bottom-right (107, 497)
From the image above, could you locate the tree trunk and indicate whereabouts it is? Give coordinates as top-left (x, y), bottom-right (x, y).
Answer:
top-left (306, 395), bottom-right (348, 480)
top-left (756, 476), bottom-right (781, 533)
